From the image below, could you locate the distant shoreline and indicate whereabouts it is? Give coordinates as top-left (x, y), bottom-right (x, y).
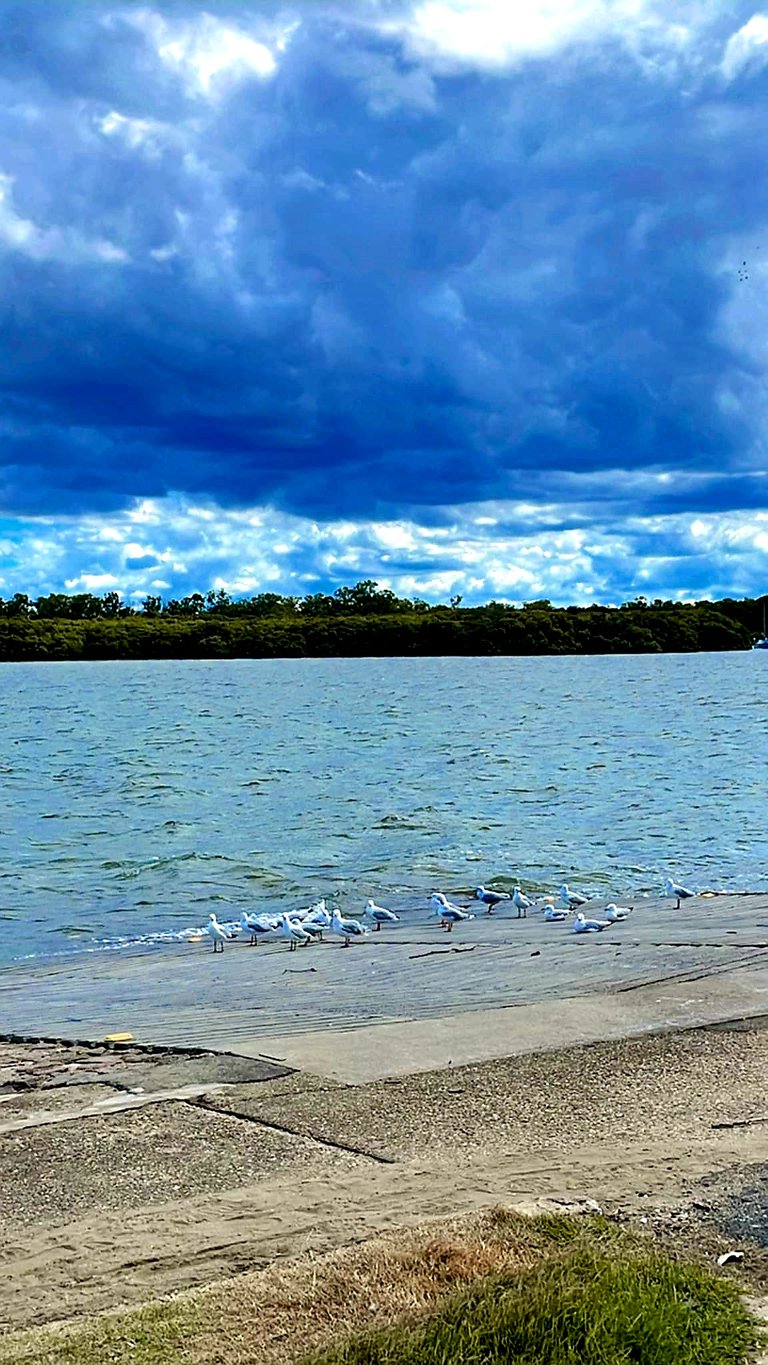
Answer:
top-left (0, 595), bottom-right (761, 661)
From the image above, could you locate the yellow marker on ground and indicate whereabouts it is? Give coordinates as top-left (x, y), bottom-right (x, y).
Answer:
top-left (103, 1031), bottom-right (134, 1043)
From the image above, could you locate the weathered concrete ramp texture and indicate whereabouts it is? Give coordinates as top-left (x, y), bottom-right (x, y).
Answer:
top-left (3, 895), bottom-right (768, 1077)
top-left (0, 1045), bottom-right (291, 1136)
top-left (250, 963), bottom-right (768, 1082)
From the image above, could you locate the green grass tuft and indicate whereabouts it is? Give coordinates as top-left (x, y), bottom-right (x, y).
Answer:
top-left (0, 1300), bottom-right (203, 1365)
top-left (309, 1247), bottom-right (758, 1365)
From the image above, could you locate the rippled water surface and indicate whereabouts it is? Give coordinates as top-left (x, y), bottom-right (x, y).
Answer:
top-left (0, 654), bottom-right (765, 968)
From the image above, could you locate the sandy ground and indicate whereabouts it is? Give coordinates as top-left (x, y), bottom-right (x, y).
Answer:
top-left (1, 1021), bottom-right (768, 1333)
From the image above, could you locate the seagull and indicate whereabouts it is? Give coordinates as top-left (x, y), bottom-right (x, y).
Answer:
top-left (603, 903), bottom-right (632, 922)
top-left (253, 913), bottom-right (278, 929)
top-left (558, 883), bottom-right (589, 909)
top-left (207, 912), bottom-right (230, 953)
top-left (512, 887), bottom-right (532, 918)
top-left (363, 900), bottom-right (400, 931)
top-left (290, 915), bottom-right (323, 940)
top-left (430, 894), bottom-right (474, 933)
top-left (431, 892), bottom-right (467, 915)
top-left (330, 908), bottom-right (369, 946)
top-left (239, 912), bottom-right (280, 945)
top-left (238, 912), bottom-right (262, 944)
top-left (475, 886), bottom-right (511, 915)
top-left (663, 877), bottom-right (695, 909)
top-left (302, 899), bottom-right (331, 927)
top-left (280, 916), bottom-right (312, 951)
top-left (544, 904), bottom-right (570, 922)
top-left (572, 912), bottom-right (610, 934)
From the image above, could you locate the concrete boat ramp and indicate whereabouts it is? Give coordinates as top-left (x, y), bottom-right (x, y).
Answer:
top-left (3, 892), bottom-right (768, 1080)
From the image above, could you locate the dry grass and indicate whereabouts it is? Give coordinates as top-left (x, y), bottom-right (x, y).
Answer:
top-left (0, 1208), bottom-right (613, 1365)
top-left (182, 1207), bottom-right (585, 1365)
top-left (2, 1207), bottom-right (763, 1365)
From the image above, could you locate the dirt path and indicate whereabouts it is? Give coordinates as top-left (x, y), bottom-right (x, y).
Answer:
top-left (2, 1023), bottom-right (768, 1330)
top-left (4, 1128), bottom-right (768, 1329)
top-left (0, 1130), bottom-right (762, 1329)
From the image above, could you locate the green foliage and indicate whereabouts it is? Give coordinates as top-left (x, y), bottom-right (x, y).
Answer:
top-left (0, 583), bottom-right (761, 660)
top-left (0, 1299), bottom-right (203, 1365)
top-left (309, 1249), bottom-right (757, 1365)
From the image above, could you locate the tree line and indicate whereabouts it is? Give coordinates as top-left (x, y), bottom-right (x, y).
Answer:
top-left (0, 581), bottom-right (764, 660)
top-left (0, 580), bottom-right (438, 620)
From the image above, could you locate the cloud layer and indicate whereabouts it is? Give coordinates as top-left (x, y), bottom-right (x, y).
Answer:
top-left (0, 0), bottom-right (767, 602)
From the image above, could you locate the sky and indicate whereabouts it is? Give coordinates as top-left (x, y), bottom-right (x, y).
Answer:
top-left (1, 0), bottom-right (767, 607)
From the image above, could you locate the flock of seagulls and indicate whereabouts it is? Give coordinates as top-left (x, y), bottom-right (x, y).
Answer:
top-left (225, 901), bottom-right (379, 951)
top-left (203, 878), bottom-right (694, 951)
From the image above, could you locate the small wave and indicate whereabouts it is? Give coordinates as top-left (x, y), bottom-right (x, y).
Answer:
top-left (102, 851), bottom-right (237, 879)
top-left (374, 816), bottom-right (432, 831)
top-left (95, 919), bottom-right (243, 951)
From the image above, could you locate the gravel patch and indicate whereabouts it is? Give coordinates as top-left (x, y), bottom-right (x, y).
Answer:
top-left (0, 1083), bottom-right (118, 1117)
top-left (104, 1053), bottom-right (289, 1092)
top-left (0, 1100), bottom-right (368, 1231)
top-left (687, 1163), bottom-right (768, 1249)
top-left (0, 1040), bottom-right (182, 1091)
top-left (207, 1027), bottom-right (768, 1161)
top-left (0, 1039), bottom-right (287, 1095)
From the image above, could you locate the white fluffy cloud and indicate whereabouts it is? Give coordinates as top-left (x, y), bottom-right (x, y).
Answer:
top-left (385, 0), bottom-right (700, 70)
top-left (0, 497), bottom-right (766, 606)
top-left (116, 9), bottom-right (283, 95)
top-left (721, 12), bottom-right (768, 81)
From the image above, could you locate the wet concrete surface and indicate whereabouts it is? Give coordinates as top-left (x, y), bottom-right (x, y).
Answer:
top-left (3, 893), bottom-right (768, 1057)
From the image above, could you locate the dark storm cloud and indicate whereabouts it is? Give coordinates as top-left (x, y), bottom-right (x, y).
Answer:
top-left (0, 0), bottom-right (766, 526)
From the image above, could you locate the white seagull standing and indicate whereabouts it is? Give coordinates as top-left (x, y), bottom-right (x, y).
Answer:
top-left (512, 887), bottom-right (532, 918)
top-left (239, 912), bottom-right (261, 944)
top-left (280, 915), bottom-right (312, 951)
top-left (239, 912), bottom-right (279, 945)
top-left (558, 883), bottom-right (589, 909)
top-left (572, 912), bottom-right (610, 934)
top-left (663, 877), bottom-right (695, 908)
top-left (544, 904), bottom-right (570, 922)
top-left (302, 899), bottom-right (331, 928)
top-left (290, 915), bottom-right (323, 940)
top-left (330, 908), bottom-right (369, 946)
top-left (363, 900), bottom-right (400, 931)
top-left (603, 903), bottom-right (632, 922)
top-left (475, 886), bottom-right (511, 915)
top-left (430, 893), bottom-right (474, 933)
top-left (207, 912), bottom-right (230, 953)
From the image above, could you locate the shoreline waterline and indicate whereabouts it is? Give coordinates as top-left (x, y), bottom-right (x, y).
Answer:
top-left (6, 892), bottom-right (768, 1063)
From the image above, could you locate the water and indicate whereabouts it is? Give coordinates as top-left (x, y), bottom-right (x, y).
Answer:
top-left (0, 654), bottom-right (765, 970)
